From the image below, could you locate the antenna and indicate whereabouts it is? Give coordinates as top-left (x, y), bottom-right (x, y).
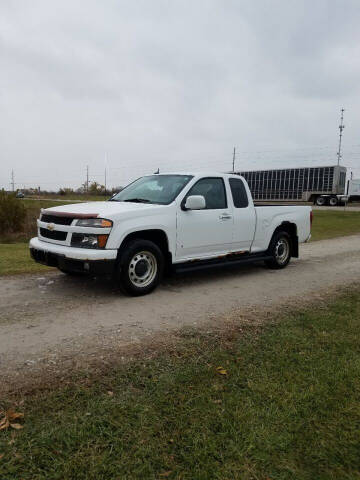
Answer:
top-left (11, 170), bottom-right (15, 192)
top-left (232, 147), bottom-right (236, 172)
top-left (337, 108), bottom-right (345, 166)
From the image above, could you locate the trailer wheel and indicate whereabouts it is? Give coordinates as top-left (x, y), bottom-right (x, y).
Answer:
top-left (265, 231), bottom-right (291, 269)
top-left (329, 196), bottom-right (338, 207)
top-left (315, 196), bottom-right (326, 206)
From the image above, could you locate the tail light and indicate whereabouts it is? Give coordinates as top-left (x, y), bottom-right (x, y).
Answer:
top-left (310, 210), bottom-right (313, 229)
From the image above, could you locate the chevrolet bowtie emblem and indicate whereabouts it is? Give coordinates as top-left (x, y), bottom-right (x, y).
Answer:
top-left (47, 223), bottom-right (55, 231)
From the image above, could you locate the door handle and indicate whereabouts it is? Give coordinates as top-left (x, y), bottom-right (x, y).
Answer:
top-left (219, 213), bottom-right (232, 220)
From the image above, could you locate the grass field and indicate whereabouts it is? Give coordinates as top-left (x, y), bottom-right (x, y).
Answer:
top-left (1, 287), bottom-right (360, 479)
top-left (312, 209), bottom-right (360, 241)
top-left (0, 243), bottom-right (53, 275)
top-left (25, 193), bottom-right (110, 202)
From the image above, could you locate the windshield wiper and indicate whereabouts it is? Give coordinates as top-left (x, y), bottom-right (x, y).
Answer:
top-left (123, 198), bottom-right (151, 203)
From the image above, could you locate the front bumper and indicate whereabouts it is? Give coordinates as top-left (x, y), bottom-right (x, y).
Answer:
top-left (29, 237), bottom-right (117, 275)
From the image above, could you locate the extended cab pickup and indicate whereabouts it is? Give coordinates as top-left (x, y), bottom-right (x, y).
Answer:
top-left (30, 173), bottom-right (312, 295)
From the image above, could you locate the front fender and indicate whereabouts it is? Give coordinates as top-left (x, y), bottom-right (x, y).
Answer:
top-left (107, 215), bottom-right (176, 255)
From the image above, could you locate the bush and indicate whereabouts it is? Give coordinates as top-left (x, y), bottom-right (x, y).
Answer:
top-left (0, 191), bottom-right (26, 234)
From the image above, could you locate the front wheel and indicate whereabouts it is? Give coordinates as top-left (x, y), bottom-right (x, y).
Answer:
top-left (117, 239), bottom-right (164, 296)
top-left (265, 231), bottom-right (291, 269)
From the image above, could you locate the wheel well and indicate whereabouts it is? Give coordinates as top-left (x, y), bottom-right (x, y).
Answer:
top-left (119, 230), bottom-right (172, 264)
top-left (273, 222), bottom-right (299, 257)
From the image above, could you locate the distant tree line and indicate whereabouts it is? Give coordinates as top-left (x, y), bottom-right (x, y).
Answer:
top-left (9, 183), bottom-right (123, 197)
top-left (58, 182), bottom-right (122, 196)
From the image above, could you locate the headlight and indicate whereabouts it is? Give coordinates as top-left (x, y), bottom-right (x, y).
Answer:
top-left (75, 218), bottom-right (113, 228)
top-left (71, 233), bottom-right (109, 249)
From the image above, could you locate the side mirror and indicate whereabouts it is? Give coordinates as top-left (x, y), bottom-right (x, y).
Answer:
top-left (184, 195), bottom-right (206, 210)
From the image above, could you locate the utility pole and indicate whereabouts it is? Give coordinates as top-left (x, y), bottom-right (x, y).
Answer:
top-left (104, 167), bottom-right (107, 196)
top-left (11, 170), bottom-right (15, 191)
top-left (232, 147), bottom-right (236, 172)
top-left (86, 165), bottom-right (89, 193)
top-left (104, 152), bottom-right (108, 196)
top-left (337, 108), bottom-right (345, 166)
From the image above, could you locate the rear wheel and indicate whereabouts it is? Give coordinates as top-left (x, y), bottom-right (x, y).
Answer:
top-left (117, 239), bottom-right (164, 296)
top-left (265, 231), bottom-right (291, 269)
top-left (329, 196), bottom-right (338, 207)
top-left (315, 196), bottom-right (326, 206)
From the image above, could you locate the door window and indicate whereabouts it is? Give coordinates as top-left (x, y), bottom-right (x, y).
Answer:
top-left (185, 178), bottom-right (227, 209)
top-left (229, 178), bottom-right (249, 208)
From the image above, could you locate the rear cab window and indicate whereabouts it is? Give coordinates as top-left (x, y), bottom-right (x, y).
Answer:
top-left (229, 178), bottom-right (249, 208)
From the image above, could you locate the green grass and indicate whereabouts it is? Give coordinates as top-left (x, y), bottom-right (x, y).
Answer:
top-left (20, 199), bottom-right (73, 209)
top-left (25, 194), bottom-right (110, 202)
top-left (0, 243), bottom-right (53, 275)
top-left (311, 209), bottom-right (360, 241)
top-left (1, 289), bottom-right (360, 479)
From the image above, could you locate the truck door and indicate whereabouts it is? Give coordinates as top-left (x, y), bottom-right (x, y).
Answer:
top-left (228, 178), bottom-right (256, 251)
top-left (176, 177), bottom-right (233, 259)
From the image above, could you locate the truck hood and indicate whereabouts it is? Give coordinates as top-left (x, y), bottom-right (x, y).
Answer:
top-left (42, 201), bottom-right (166, 219)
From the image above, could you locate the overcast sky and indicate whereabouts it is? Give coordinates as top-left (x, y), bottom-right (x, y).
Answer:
top-left (1, 0), bottom-right (360, 191)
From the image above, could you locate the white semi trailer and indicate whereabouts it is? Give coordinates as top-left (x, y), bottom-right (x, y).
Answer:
top-left (235, 165), bottom-right (355, 206)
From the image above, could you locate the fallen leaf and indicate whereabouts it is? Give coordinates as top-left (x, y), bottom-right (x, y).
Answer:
top-left (7, 410), bottom-right (24, 421)
top-left (0, 409), bottom-right (24, 431)
top-left (107, 391), bottom-right (114, 397)
top-left (159, 471), bottom-right (172, 477)
top-left (10, 423), bottom-right (23, 430)
top-left (0, 454), bottom-right (4, 460)
top-left (216, 366), bottom-right (228, 375)
top-left (0, 420), bottom-right (10, 431)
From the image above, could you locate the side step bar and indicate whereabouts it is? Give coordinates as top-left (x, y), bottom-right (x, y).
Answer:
top-left (173, 253), bottom-right (272, 274)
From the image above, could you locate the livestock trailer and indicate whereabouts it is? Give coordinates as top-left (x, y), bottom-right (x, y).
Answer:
top-left (235, 165), bottom-right (347, 206)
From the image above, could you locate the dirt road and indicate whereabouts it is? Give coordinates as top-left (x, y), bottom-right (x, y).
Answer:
top-left (1, 235), bottom-right (360, 383)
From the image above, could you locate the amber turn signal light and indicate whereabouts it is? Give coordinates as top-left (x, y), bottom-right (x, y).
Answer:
top-left (100, 219), bottom-right (113, 227)
top-left (97, 234), bottom-right (109, 248)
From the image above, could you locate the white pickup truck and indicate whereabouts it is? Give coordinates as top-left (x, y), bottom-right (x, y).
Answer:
top-left (30, 173), bottom-right (312, 295)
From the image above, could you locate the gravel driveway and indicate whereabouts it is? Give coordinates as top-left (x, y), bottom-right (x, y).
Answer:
top-left (1, 234), bottom-right (360, 386)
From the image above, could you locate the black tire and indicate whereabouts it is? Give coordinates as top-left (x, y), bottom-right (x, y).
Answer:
top-left (315, 196), bottom-right (326, 206)
top-left (265, 231), bottom-right (291, 269)
top-left (117, 239), bottom-right (164, 296)
top-left (329, 196), bottom-right (338, 207)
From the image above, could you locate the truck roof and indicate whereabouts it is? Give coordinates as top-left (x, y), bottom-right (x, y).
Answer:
top-left (146, 171), bottom-right (240, 178)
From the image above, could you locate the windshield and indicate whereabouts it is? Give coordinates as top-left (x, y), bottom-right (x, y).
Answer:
top-left (111, 175), bottom-right (193, 205)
